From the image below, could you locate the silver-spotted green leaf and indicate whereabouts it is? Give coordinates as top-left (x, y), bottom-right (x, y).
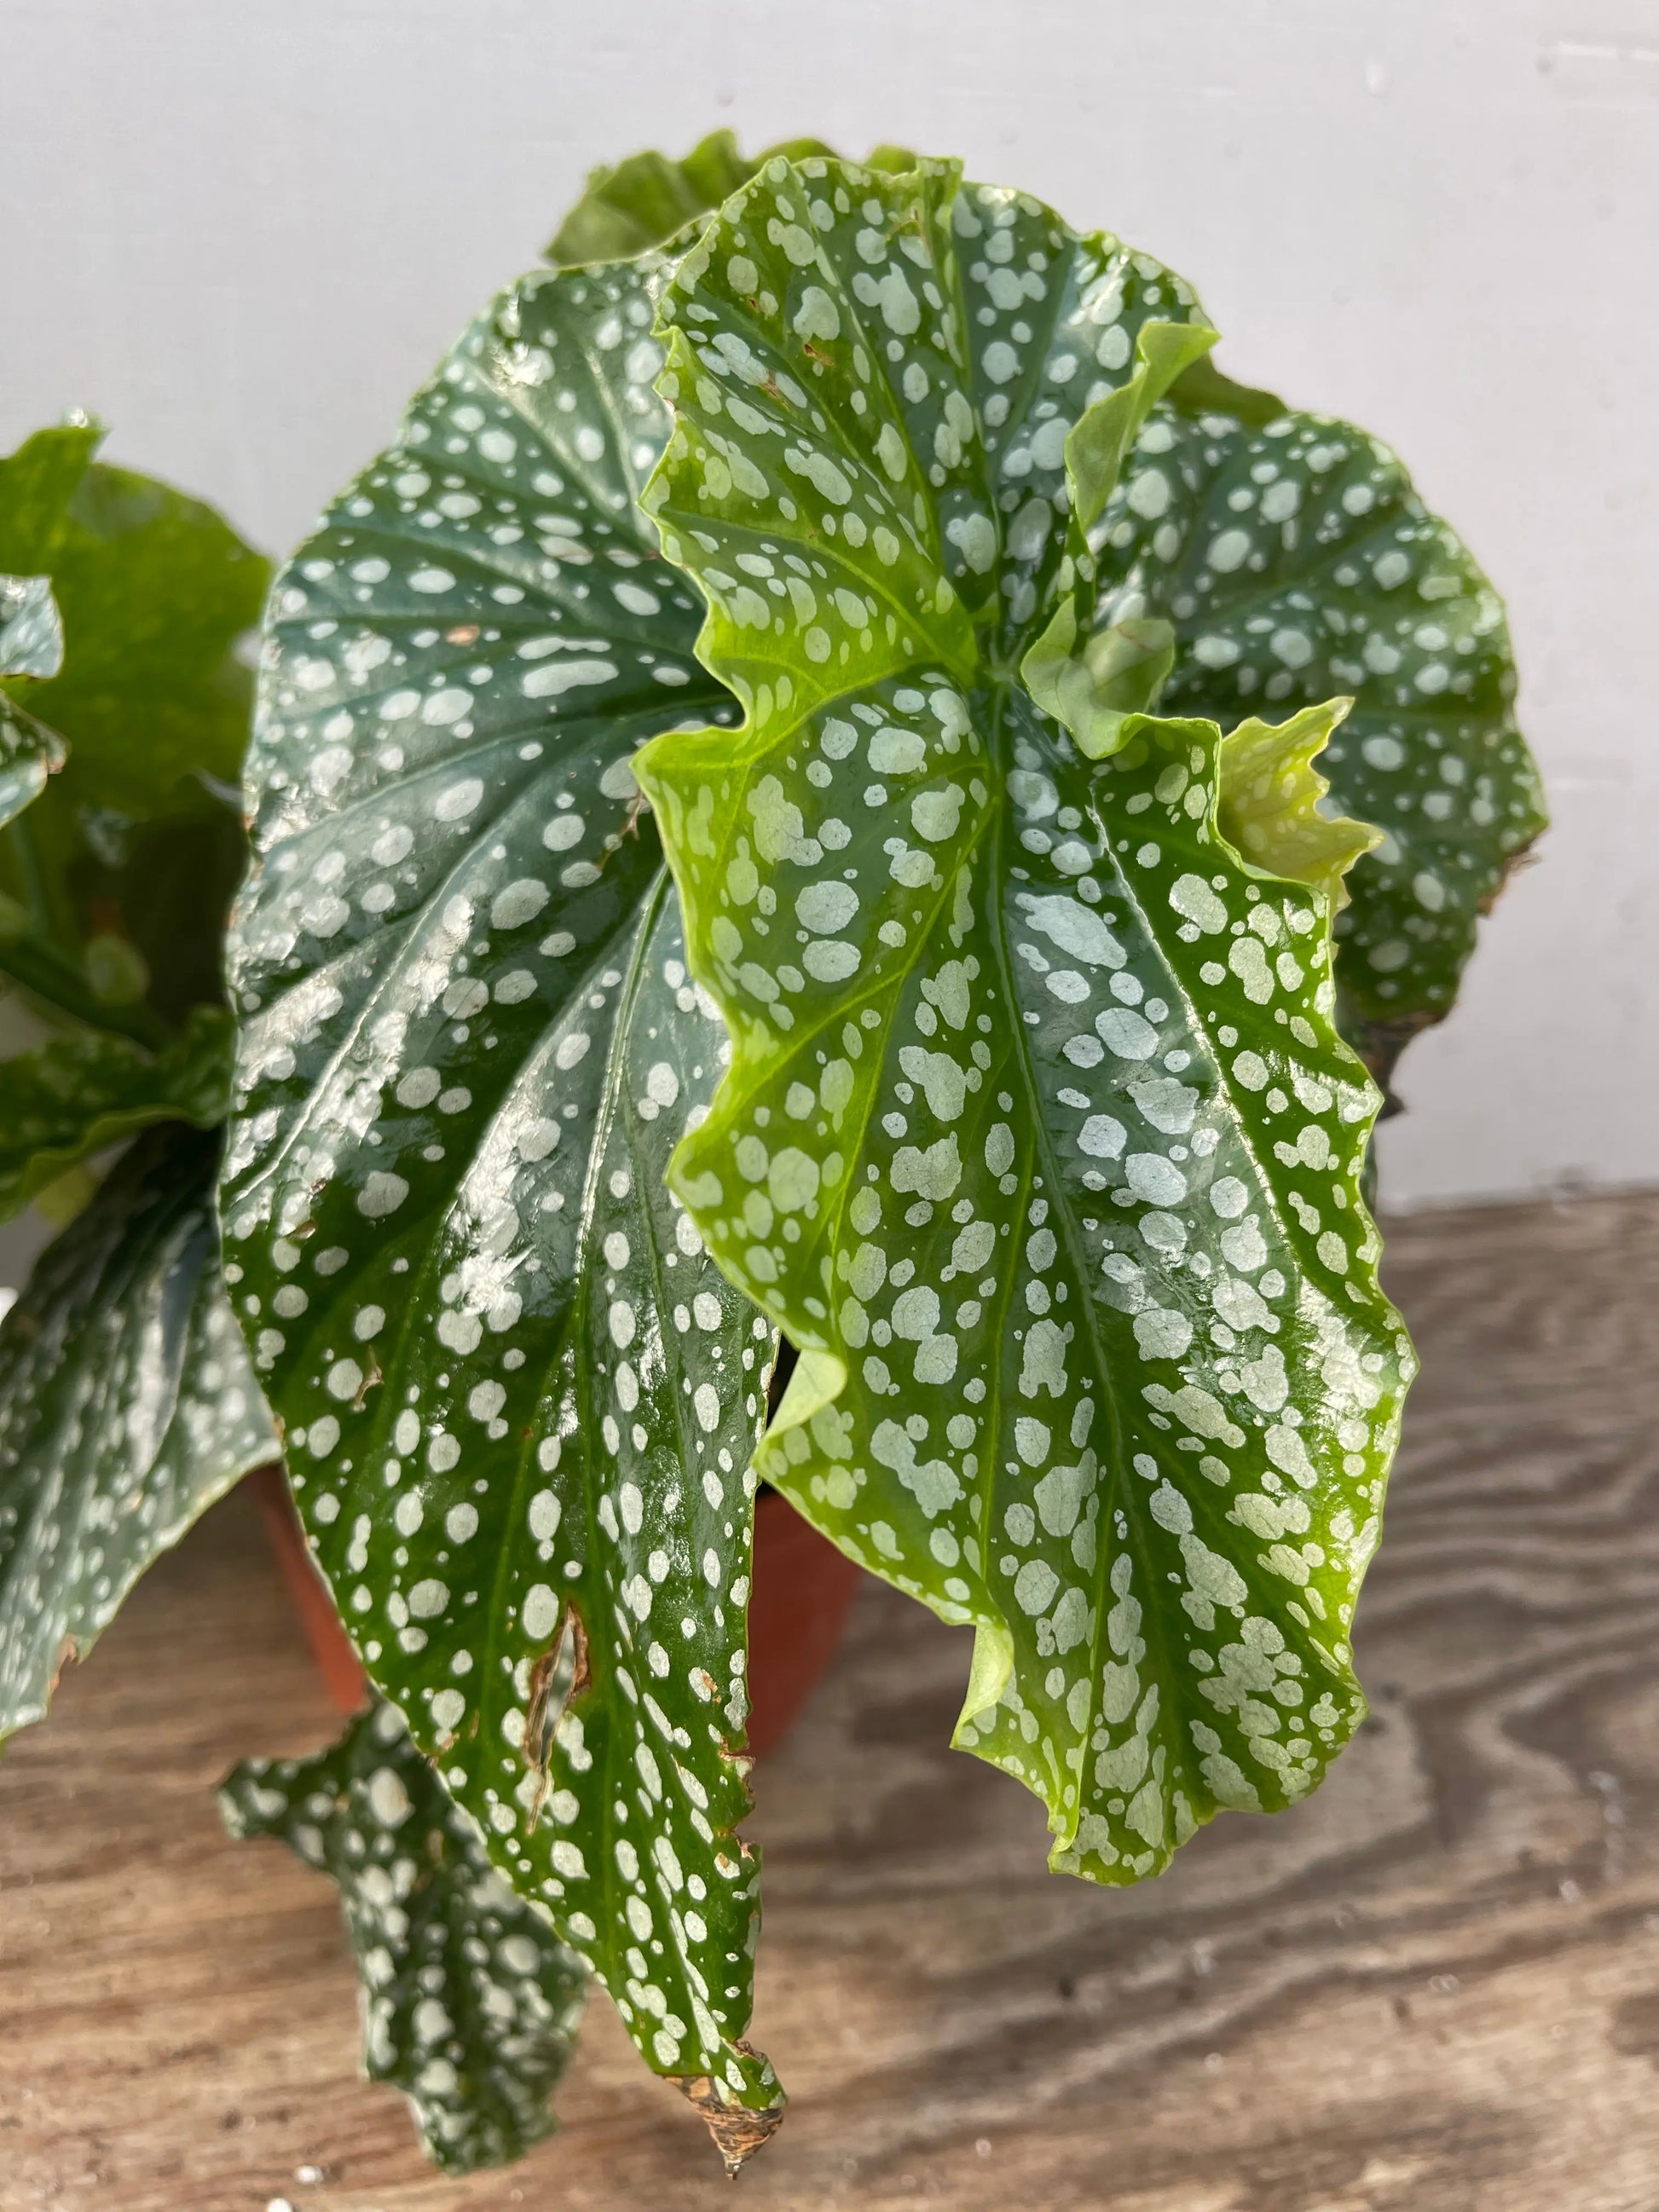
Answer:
top-left (1090, 402), bottom-right (1546, 1066)
top-left (0, 1123), bottom-right (277, 1744)
top-left (0, 1002), bottom-right (231, 1222)
top-left (220, 259), bottom-right (783, 2155)
top-left (635, 154), bottom-right (1413, 1883)
top-left (0, 574), bottom-right (67, 829)
top-left (222, 1697), bottom-right (587, 2175)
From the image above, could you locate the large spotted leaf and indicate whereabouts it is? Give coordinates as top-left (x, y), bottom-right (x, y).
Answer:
top-left (1092, 401), bottom-right (1546, 1073)
top-left (636, 153), bottom-right (1413, 1882)
top-left (220, 259), bottom-right (783, 2159)
top-left (0, 1123), bottom-right (277, 1744)
top-left (0, 574), bottom-right (67, 829)
top-left (222, 1698), bottom-right (588, 2175)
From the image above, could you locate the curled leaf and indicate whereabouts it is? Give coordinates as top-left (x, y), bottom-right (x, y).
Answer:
top-left (637, 154), bottom-right (1413, 1882)
top-left (1090, 401), bottom-right (1545, 1056)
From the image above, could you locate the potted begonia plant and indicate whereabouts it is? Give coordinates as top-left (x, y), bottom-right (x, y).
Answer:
top-left (0, 135), bottom-right (1544, 2175)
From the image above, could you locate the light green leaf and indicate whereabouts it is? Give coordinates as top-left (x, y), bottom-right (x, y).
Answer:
top-left (636, 153), bottom-right (1413, 1883)
top-left (0, 1002), bottom-right (232, 1222)
top-left (221, 258), bottom-right (783, 2161)
top-left (1089, 401), bottom-right (1546, 1071)
top-left (222, 1697), bottom-right (588, 2176)
top-left (1217, 701), bottom-right (1382, 910)
top-left (0, 425), bottom-right (268, 1037)
top-left (0, 1123), bottom-right (278, 1745)
top-left (0, 575), bottom-right (67, 831)
top-left (546, 130), bottom-right (916, 269)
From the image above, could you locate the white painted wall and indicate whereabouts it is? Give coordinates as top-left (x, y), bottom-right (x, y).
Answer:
top-left (3, 0), bottom-right (1656, 1213)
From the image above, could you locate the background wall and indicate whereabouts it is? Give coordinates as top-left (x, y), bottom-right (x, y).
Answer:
top-left (3, 0), bottom-right (1656, 1211)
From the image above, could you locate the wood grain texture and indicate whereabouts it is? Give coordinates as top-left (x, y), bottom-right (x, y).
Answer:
top-left (3, 1192), bottom-right (1659, 2211)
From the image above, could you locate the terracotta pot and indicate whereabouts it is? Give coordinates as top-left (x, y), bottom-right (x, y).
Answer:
top-left (251, 1466), bottom-right (862, 1758)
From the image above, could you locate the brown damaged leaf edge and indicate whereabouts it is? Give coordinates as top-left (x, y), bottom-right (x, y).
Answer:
top-left (523, 1606), bottom-right (589, 1834)
top-left (675, 2055), bottom-right (787, 2177)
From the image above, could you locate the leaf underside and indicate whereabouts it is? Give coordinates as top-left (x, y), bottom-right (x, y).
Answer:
top-left (222, 257), bottom-right (783, 2131)
top-left (634, 152), bottom-right (1416, 1881)
top-left (222, 1697), bottom-right (588, 2174)
top-left (0, 1123), bottom-right (277, 1744)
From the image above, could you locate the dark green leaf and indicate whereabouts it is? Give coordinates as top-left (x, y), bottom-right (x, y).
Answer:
top-left (221, 257), bottom-right (783, 2156)
top-left (222, 1696), bottom-right (587, 2175)
top-left (635, 153), bottom-right (1413, 1883)
top-left (0, 1123), bottom-right (277, 1744)
top-left (1090, 401), bottom-right (1546, 1062)
top-left (0, 1002), bottom-right (232, 1222)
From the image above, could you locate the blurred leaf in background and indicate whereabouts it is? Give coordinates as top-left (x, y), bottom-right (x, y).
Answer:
top-left (0, 422), bottom-right (269, 1039)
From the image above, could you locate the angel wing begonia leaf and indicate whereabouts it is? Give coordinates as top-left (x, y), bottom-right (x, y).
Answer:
top-left (0, 1123), bottom-right (277, 1744)
top-left (222, 1698), bottom-right (588, 2175)
top-left (635, 153), bottom-right (1414, 1883)
top-left (220, 258), bottom-right (784, 2157)
top-left (1089, 401), bottom-right (1546, 1073)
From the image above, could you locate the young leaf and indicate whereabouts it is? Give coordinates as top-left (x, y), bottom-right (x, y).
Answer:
top-left (0, 574), bottom-right (67, 830)
top-left (0, 425), bottom-right (268, 1035)
top-left (222, 1697), bottom-right (588, 2176)
top-left (221, 259), bottom-right (783, 2157)
top-left (0, 1123), bottom-right (277, 1745)
top-left (0, 1002), bottom-right (232, 1222)
top-left (1090, 402), bottom-right (1546, 1069)
top-left (636, 154), bottom-right (1414, 1882)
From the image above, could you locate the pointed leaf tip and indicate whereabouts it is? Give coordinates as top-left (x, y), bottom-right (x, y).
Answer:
top-left (1091, 400), bottom-right (1545, 1039)
top-left (676, 2064), bottom-right (787, 2175)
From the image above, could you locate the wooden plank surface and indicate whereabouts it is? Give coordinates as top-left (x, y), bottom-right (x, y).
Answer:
top-left (3, 1193), bottom-right (1659, 2211)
